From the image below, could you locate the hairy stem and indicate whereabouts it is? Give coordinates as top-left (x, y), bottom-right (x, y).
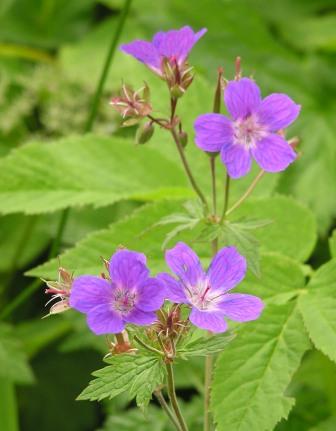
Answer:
top-left (166, 362), bottom-right (189, 431)
top-left (170, 127), bottom-right (209, 212)
top-left (155, 389), bottom-right (182, 431)
top-left (220, 173), bottom-right (231, 223)
top-left (133, 335), bottom-right (164, 357)
top-left (210, 156), bottom-right (217, 214)
top-left (204, 351), bottom-right (214, 431)
top-left (225, 169), bottom-right (265, 217)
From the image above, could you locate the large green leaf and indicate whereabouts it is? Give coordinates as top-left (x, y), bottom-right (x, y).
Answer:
top-left (212, 302), bottom-right (310, 431)
top-left (0, 135), bottom-right (191, 215)
top-left (0, 323), bottom-right (34, 384)
top-left (299, 259), bottom-right (336, 363)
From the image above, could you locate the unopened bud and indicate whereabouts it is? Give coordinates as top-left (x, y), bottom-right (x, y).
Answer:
top-left (135, 121), bottom-right (155, 145)
top-left (178, 130), bottom-right (188, 148)
top-left (170, 84), bottom-right (185, 99)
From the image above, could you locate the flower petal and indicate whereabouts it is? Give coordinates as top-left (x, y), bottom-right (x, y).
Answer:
top-left (252, 133), bottom-right (297, 173)
top-left (257, 93), bottom-right (301, 131)
top-left (70, 275), bottom-right (112, 313)
top-left (165, 242), bottom-right (205, 286)
top-left (207, 246), bottom-right (247, 292)
top-left (120, 40), bottom-right (161, 73)
top-left (218, 293), bottom-right (264, 322)
top-left (87, 304), bottom-right (124, 335)
top-left (157, 273), bottom-right (188, 303)
top-left (153, 26), bottom-right (207, 65)
top-left (125, 308), bottom-right (156, 326)
top-left (224, 78), bottom-right (261, 120)
top-left (220, 142), bottom-right (252, 178)
top-left (136, 277), bottom-right (166, 311)
top-left (109, 249), bottom-right (149, 289)
top-left (194, 113), bottom-right (233, 153)
top-left (189, 308), bottom-right (227, 333)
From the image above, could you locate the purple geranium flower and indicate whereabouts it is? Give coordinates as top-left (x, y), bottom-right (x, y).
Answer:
top-left (70, 249), bottom-right (165, 335)
top-left (194, 78), bottom-right (301, 178)
top-left (158, 242), bottom-right (264, 333)
top-left (120, 26), bottom-right (207, 76)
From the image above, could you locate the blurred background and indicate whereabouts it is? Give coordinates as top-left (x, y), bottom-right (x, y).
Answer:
top-left (0, 0), bottom-right (336, 430)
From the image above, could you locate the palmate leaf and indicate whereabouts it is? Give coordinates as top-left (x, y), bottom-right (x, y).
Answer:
top-left (0, 135), bottom-right (191, 215)
top-left (78, 354), bottom-right (164, 409)
top-left (299, 259), bottom-right (336, 363)
top-left (212, 302), bottom-right (311, 431)
top-left (0, 323), bottom-right (34, 384)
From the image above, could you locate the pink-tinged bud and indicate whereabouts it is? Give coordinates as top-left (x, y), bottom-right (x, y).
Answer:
top-left (135, 121), bottom-right (155, 145)
top-left (43, 267), bottom-right (73, 316)
top-left (110, 83), bottom-right (152, 125)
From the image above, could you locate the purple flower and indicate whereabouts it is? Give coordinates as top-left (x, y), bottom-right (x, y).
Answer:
top-left (194, 78), bottom-right (301, 178)
top-left (158, 242), bottom-right (264, 333)
top-left (69, 250), bottom-right (165, 335)
top-left (120, 26), bottom-right (207, 76)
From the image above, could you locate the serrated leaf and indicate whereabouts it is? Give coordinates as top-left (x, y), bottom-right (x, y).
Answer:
top-left (178, 332), bottom-right (235, 358)
top-left (299, 259), bottom-right (336, 363)
top-left (78, 354), bottom-right (164, 409)
top-left (0, 135), bottom-right (191, 215)
top-left (0, 323), bottom-right (34, 384)
top-left (212, 302), bottom-right (310, 431)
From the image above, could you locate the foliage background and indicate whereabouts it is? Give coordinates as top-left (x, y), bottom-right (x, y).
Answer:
top-left (0, 0), bottom-right (336, 430)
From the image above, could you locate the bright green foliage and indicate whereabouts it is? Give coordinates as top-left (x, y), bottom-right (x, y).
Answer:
top-left (232, 196), bottom-right (317, 263)
top-left (178, 332), bottom-right (235, 358)
top-left (0, 323), bottom-right (34, 384)
top-left (0, 135), bottom-right (191, 215)
top-left (299, 260), bottom-right (336, 363)
top-left (212, 303), bottom-right (311, 431)
top-left (239, 253), bottom-right (305, 305)
top-left (309, 417), bottom-right (336, 431)
top-left (78, 355), bottom-right (165, 409)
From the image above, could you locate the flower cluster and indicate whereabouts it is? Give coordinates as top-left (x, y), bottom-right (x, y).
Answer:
top-left (63, 244), bottom-right (263, 335)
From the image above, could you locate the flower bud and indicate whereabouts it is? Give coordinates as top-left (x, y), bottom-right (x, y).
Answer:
top-left (135, 121), bottom-right (155, 145)
top-left (178, 130), bottom-right (188, 148)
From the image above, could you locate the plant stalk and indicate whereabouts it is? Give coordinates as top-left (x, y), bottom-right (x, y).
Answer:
top-left (155, 389), bottom-right (182, 431)
top-left (166, 362), bottom-right (189, 431)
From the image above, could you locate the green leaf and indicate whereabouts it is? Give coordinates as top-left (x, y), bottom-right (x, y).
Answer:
top-left (212, 302), bottom-right (311, 431)
top-left (239, 253), bottom-right (306, 305)
top-left (78, 354), bottom-right (164, 409)
top-left (309, 417), bottom-right (336, 431)
top-left (299, 259), bottom-right (336, 363)
top-left (178, 332), bottom-right (235, 358)
top-left (0, 135), bottom-right (191, 215)
top-left (231, 195), bottom-right (317, 263)
top-left (0, 323), bottom-right (34, 384)
top-left (329, 230), bottom-right (336, 258)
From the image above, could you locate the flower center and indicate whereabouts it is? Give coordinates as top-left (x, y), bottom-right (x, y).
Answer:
top-left (185, 281), bottom-right (221, 311)
top-left (112, 289), bottom-right (136, 314)
top-left (232, 115), bottom-right (267, 149)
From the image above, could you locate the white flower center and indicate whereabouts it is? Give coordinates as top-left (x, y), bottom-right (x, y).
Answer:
top-left (112, 289), bottom-right (136, 314)
top-left (232, 115), bottom-right (267, 149)
top-left (184, 280), bottom-right (224, 311)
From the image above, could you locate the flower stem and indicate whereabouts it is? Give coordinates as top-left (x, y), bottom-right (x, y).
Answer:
top-left (210, 156), bottom-right (217, 214)
top-left (134, 335), bottom-right (165, 357)
top-left (166, 362), bottom-right (189, 431)
top-left (170, 127), bottom-right (209, 213)
top-left (154, 389), bottom-right (182, 431)
top-left (225, 169), bottom-right (265, 217)
top-left (204, 351), bottom-right (214, 431)
top-left (220, 173), bottom-right (231, 223)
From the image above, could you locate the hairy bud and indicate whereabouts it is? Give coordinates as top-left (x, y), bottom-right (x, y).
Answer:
top-left (135, 121), bottom-right (155, 145)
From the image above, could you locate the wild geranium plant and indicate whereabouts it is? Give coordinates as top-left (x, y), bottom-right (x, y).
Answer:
top-left (44, 26), bottom-right (301, 431)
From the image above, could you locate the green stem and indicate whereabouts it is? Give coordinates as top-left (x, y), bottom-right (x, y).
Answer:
top-left (170, 127), bottom-right (209, 213)
top-left (204, 351), bottom-right (214, 431)
top-left (0, 379), bottom-right (19, 431)
top-left (166, 362), bottom-right (189, 431)
top-left (225, 169), bottom-right (265, 217)
top-left (84, 0), bottom-right (133, 132)
top-left (210, 156), bottom-right (217, 215)
top-left (154, 389), bottom-right (182, 431)
top-left (220, 173), bottom-right (231, 223)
